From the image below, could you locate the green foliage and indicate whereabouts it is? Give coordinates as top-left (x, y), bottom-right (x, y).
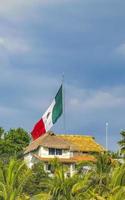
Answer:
top-left (108, 151), bottom-right (120, 159)
top-left (0, 127), bottom-right (5, 139)
top-left (0, 127), bottom-right (30, 162)
top-left (40, 161), bottom-right (94, 200)
top-left (118, 130), bottom-right (125, 155)
top-left (0, 153), bottom-right (125, 200)
top-left (90, 153), bottom-right (114, 196)
top-left (43, 165), bottom-right (76, 200)
top-left (0, 128), bottom-right (125, 199)
top-left (5, 128), bottom-right (30, 146)
top-left (0, 159), bottom-right (31, 200)
top-left (23, 162), bottom-right (48, 196)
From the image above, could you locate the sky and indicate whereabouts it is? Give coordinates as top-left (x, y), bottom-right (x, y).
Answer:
top-left (0, 0), bottom-right (125, 151)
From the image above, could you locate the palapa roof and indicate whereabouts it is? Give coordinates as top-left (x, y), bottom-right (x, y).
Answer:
top-left (24, 132), bottom-right (104, 154)
top-left (33, 154), bottom-right (96, 163)
top-left (24, 132), bottom-right (72, 154)
top-left (59, 135), bottom-right (104, 152)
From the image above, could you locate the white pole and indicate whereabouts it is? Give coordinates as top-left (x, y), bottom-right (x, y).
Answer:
top-left (106, 122), bottom-right (108, 151)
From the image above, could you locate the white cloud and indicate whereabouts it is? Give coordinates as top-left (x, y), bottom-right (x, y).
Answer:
top-left (115, 43), bottom-right (125, 57)
top-left (0, 0), bottom-right (73, 18)
top-left (0, 36), bottom-right (31, 54)
top-left (70, 91), bottom-right (124, 111)
top-left (66, 84), bottom-right (125, 115)
top-left (0, 0), bottom-right (35, 14)
top-left (0, 65), bottom-right (125, 121)
top-left (0, 66), bottom-right (124, 151)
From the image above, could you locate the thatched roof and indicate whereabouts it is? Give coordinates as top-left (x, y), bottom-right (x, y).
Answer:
top-left (24, 132), bottom-right (74, 154)
top-left (33, 154), bottom-right (96, 163)
top-left (24, 132), bottom-right (104, 154)
top-left (59, 135), bottom-right (104, 152)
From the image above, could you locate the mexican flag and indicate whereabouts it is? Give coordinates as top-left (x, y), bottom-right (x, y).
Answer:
top-left (31, 85), bottom-right (63, 140)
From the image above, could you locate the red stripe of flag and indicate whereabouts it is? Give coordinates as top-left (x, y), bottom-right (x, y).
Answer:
top-left (31, 119), bottom-right (46, 140)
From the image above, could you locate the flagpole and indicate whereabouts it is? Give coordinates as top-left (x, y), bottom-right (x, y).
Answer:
top-left (62, 74), bottom-right (66, 134)
top-left (106, 122), bottom-right (108, 151)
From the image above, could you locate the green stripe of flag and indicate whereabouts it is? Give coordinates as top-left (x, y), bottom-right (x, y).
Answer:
top-left (52, 85), bottom-right (63, 124)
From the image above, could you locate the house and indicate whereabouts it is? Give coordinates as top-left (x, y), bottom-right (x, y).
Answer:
top-left (24, 131), bottom-right (105, 176)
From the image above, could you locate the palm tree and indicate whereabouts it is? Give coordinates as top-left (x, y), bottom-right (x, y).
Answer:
top-left (90, 153), bottom-right (113, 196)
top-left (118, 130), bottom-right (125, 156)
top-left (0, 159), bottom-right (31, 200)
top-left (81, 154), bottom-right (125, 200)
top-left (22, 155), bottom-right (125, 200)
top-left (45, 165), bottom-right (76, 200)
top-left (106, 164), bottom-right (125, 200)
top-left (37, 159), bottom-right (93, 200)
top-left (71, 153), bottom-right (114, 200)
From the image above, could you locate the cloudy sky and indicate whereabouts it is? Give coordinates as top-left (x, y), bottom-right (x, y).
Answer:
top-left (0, 0), bottom-right (125, 150)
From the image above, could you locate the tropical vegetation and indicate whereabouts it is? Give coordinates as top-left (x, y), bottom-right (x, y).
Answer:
top-left (0, 127), bottom-right (125, 200)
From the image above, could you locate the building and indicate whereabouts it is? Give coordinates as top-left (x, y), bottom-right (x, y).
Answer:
top-left (24, 132), bottom-right (105, 176)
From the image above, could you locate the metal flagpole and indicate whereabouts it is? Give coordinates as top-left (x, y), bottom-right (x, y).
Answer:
top-left (62, 74), bottom-right (66, 134)
top-left (106, 122), bottom-right (108, 151)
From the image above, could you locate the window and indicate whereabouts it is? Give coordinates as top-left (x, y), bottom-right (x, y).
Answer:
top-left (49, 148), bottom-right (55, 155)
top-left (56, 149), bottom-right (62, 155)
top-left (49, 148), bottom-right (62, 155)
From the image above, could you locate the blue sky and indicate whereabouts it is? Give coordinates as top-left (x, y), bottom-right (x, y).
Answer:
top-left (0, 0), bottom-right (125, 150)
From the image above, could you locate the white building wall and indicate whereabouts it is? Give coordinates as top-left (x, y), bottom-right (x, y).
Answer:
top-left (38, 146), bottom-right (71, 158)
top-left (70, 164), bottom-right (76, 177)
top-left (24, 153), bottom-right (34, 168)
top-left (24, 147), bottom-right (76, 175)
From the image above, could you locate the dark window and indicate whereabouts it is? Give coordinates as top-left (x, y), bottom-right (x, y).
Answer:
top-left (49, 148), bottom-right (62, 155)
top-left (49, 148), bottom-right (55, 155)
top-left (56, 149), bottom-right (62, 155)
top-left (46, 164), bottom-right (52, 171)
top-left (47, 164), bottom-right (51, 171)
